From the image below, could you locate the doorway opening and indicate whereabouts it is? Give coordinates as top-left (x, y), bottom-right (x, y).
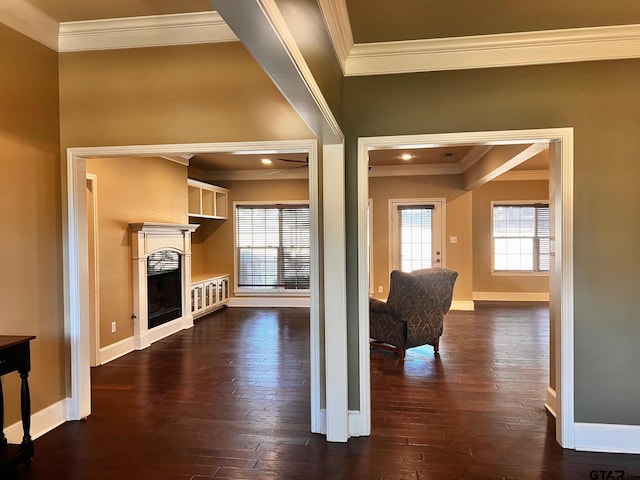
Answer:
top-left (357, 128), bottom-right (574, 448)
top-left (64, 140), bottom-right (322, 435)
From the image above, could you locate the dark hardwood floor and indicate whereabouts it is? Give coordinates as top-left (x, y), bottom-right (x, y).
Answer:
top-left (5, 305), bottom-right (638, 479)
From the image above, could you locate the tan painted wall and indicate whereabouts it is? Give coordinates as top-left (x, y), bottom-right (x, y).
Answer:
top-left (0, 24), bottom-right (64, 423)
top-left (472, 180), bottom-right (550, 295)
top-left (86, 157), bottom-right (188, 347)
top-left (58, 42), bottom-right (312, 149)
top-left (368, 175), bottom-right (473, 304)
top-left (191, 177), bottom-right (309, 295)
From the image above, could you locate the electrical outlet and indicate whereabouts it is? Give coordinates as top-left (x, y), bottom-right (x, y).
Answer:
top-left (111, 322), bottom-right (116, 333)
top-left (377, 286), bottom-right (383, 293)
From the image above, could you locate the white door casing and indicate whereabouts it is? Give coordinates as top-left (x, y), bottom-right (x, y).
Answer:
top-left (357, 129), bottom-right (574, 447)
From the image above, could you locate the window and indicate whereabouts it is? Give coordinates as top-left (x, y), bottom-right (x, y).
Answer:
top-left (390, 200), bottom-right (443, 272)
top-left (235, 203), bottom-right (310, 292)
top-left (492, 202), bottom-right (550, 272)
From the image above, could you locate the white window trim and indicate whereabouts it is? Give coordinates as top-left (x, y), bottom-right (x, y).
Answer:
top-left (233, 200), bottom-right (311, 296)
top-left (388, 198), bottom-right (446, 274)
top-left (491, 200), bottom-right (550, 275)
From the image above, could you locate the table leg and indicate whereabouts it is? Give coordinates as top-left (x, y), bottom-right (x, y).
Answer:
top-left (19, 372), bottom-right (32, 447)
top-left (0, 378), bottom-right (6, 447)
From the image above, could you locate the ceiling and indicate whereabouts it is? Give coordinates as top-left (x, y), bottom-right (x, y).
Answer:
top-left (19, 0), bottom-right (578, 178)
top-left (24, 0), bottom-right (640, 39)
top-left (25, 0), bottom-right (213, 22)
top-left (344, 0), bottom-right (640, 43)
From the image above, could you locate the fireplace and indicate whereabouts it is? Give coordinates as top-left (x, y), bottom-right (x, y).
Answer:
top-left (129, 223), bottom-right (199, 350)
top-left (147, 250), bottom-right (182, 329)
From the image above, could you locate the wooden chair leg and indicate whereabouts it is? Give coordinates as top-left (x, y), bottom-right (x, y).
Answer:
top-left (434, 339), bottom-right (439, 354)
top-left (371, 340), bottom-right (406, 361)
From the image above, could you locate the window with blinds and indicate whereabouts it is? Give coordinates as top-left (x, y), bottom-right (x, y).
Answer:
top-left (492, 203), bottom-right (550, 272)
top-left (235, 204), bottom-right (310, 292)
top-left (394, 204), bottom-right (434, 272)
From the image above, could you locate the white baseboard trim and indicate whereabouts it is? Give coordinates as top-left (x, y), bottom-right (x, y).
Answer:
top-left (450, 300), bottom-right (475, 311)
top-left (348, 409), bottom-right (368, 437)
top-left (227, 297), bottom-right (310, 308)
top-left (575, 423), bottom-right (640, 454)
top-left (99, 336), bottom-right (135, 365)
top-left (545, 386), bottom-right (557, 418)
top-left (146, 316), bottom-right (192, 347)
top-left (317, 409), bottom-right (368, 439)
top-left (5, 398), bottom-right (68, 444)
top-left (473, 291), bottom-right (549, 302)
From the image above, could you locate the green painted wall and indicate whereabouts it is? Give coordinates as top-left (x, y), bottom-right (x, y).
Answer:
top-left (343, 60), bottom-right (640, 425)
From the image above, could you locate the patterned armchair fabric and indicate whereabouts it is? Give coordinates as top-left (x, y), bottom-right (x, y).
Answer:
top-left (370, 268), bottom-right (458, 357)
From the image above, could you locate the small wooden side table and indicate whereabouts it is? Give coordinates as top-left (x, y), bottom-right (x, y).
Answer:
top-left (0, 335), bottom-right (35, 472)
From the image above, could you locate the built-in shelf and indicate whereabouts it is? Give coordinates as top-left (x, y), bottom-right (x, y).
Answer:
top-left (188, 179), bottom-right (229, 220)
top-left (191, 273), bottom-right (229, 318)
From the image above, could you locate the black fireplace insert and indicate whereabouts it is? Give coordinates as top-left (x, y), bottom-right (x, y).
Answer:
top-left (147, 250), bottom-right (182, 329)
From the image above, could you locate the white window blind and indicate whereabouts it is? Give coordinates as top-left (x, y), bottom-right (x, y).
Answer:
top-left (394, 205), bottom-right (434, 272)
top-left (493, 203), bottom-right (550, 272)
top-left (236, 204), bottom-right (310, 291)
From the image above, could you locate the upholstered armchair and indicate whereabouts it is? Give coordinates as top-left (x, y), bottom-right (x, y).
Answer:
top-left (370, 268), bottom-right (458, 359)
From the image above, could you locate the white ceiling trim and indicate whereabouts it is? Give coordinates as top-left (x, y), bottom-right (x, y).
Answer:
top-left (201, 168), bottom-right (309, 182)
top-left (368, 163), bottom-right (461, 177)
top-left (317, 0), bottom-right (353, 74)
top-left (0, 0), bottom-right (59, 51)
top-left (58, 11), bottom-right (237, 52)
top-left (459, 145), bottom-right (493, 171)
top-left (494, 169), bottom-right (549, 182)
top-left (345, 24), bottom-right (640, 76)
top-left (5, 0), bottom-right (640, 75)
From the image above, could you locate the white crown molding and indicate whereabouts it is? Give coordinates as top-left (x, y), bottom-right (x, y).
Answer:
top-left (345, 24), bottom-right (640, 76)
top-left (317, 0), bottom-right (354, 74)
top-left (0, 0), bottom-right (59, 50)
top-left (58, 11), bottom-right (237, 52)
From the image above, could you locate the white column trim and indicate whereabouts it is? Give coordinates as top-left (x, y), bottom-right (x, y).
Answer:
top-left (322, 143), bottom-right (349, 442)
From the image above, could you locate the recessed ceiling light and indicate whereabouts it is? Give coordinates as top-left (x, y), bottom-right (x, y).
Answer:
top-left (401, 153), bottom-right (412, 161)
top-left (261, 158), bottom-right (273, 165)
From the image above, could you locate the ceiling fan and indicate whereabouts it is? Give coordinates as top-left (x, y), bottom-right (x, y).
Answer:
top-left (265, 156), bottom-right (309, 175)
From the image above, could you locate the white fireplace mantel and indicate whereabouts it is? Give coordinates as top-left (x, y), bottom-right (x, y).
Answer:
top-left (129, 222), bottom-right (199, 350)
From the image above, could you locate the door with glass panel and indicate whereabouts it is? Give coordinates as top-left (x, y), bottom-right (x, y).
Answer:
top-left (389, 199), bottom-right (444, 272)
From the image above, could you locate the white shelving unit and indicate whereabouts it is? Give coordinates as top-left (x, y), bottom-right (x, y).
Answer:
top-left (191, 273), bottom-right (230, 318)
top-left (188, 179), bottom-right (229, 220)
